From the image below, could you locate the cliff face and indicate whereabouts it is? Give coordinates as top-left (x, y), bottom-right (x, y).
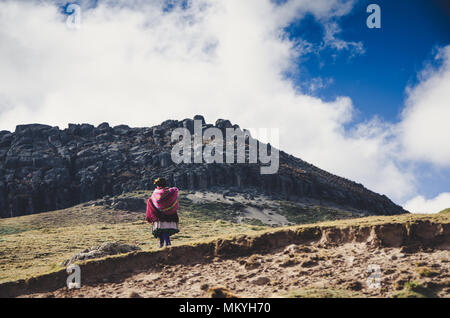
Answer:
top-left (0, 116), bottom-right (407, 218)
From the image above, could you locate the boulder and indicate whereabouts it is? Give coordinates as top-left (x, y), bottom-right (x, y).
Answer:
top-left (215, 119), bottom-right (233, 131)
top-left (61, 242), bottom-right (141, 266)
top-left (182, 119), bottom-right (194, 134)
top-left (193, 115), bottom-right (206, 125)
top-left (112, 197), bottom-right (146, 212)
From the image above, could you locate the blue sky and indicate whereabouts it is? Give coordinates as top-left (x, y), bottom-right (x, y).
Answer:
top-left (285, 0), bottom-right (450, 121)
top-left (282, 0), bottom-right (450, 200)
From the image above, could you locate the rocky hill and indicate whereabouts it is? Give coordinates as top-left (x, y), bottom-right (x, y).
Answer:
top-left (0, 115), bottom-right (407, 218)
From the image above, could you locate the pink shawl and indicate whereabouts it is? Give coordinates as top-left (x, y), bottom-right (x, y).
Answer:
top-left (145, 187), bottom-right (179, 223)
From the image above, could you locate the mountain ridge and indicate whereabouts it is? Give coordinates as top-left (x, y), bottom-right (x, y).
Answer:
top-left (0, 115), bottom-right (407, 218)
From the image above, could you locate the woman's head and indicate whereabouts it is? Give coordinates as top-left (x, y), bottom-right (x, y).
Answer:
top-left (154, 177), bottom-right (167, 188)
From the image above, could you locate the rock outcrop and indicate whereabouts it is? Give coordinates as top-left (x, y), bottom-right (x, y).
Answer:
top-left (0, 116), bottom-right (407, 218)
top-left (62, 242), bottom-right (141, 266)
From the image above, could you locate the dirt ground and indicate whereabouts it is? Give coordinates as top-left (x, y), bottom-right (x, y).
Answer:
top-left (23, 242), bottom-right (450, 298)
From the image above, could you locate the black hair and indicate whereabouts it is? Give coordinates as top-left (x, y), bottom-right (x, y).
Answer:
top-left (154, 177), bottom-right (167, 188)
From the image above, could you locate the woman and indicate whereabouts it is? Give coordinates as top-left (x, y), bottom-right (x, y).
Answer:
top-left (145, 177), bottom-right (180, 248)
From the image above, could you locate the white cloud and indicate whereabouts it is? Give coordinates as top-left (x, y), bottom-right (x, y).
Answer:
top-left (322, 21), bottom-right (365, 56)
top-left (0, 0), bottom-right (447, 209)
top-left (399, 45), bottom-right (450, 167)
top-left (403, 192), bottom-right (450, 214)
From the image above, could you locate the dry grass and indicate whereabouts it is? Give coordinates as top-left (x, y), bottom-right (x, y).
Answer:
top-left (416, 267), bottom-right (440, 278)
top-left (0, 195), bottom-right (266, 284)
top-left (282, 287), bottom-right (361, 298)
top-left (392, 281), bottom-right (436, 298)
top-left (208, 286), bottom-right (239, 298)
top-left (0, 190), bottom-right (448, 285)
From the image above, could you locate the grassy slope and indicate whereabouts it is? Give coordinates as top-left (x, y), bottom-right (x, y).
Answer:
top-left (0, 191), bottom-right (267, 283)
top-left (0, 190), bottom-right (448, 284)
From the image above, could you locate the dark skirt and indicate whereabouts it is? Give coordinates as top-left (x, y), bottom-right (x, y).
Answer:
top-left (152, 221), bottom-right (179, 238)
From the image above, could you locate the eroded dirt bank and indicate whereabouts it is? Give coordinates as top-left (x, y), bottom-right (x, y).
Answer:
top-left (3, 217), bottom-right (450, 298)
top-left (23, 242), bottom-right (450, 298)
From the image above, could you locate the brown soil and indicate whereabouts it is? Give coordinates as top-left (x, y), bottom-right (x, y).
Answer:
top-left (3, 218), bottom-right (449, 298)
top-left (21, 242), bottom-right (449, 298)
